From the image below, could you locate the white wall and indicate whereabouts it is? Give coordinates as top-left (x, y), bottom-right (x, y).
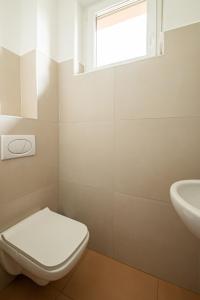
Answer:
top-left (57, 0), bottom-right (77, 62)
top-left (0, 0), bottom-right (36, 55)
top-left (36, 0), bottom-right (80, 63)
top-left (74, 1), bottom-right (84, 71)
top-left (1, 0), bottom-right (200, 61)
top-left (36, 0), bottom-right (200, 62)
top-left (62, 0), bottom-right (200, 66)
top-left (163, 0), bottom-right (200, 31)
top-left (36, 0), bottom-right (77, 62)
top-left (0, 0), bottom-right (21, 54)
top-left (0, 0), bottom-right (60, 59)
top-left (20, 0), bottom-right (37, 55)
top-left (37, 0), bottom-right (58, 60)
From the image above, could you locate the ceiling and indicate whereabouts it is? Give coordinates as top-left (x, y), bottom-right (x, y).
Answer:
top-left (78, 0), bottom-right (99, 7)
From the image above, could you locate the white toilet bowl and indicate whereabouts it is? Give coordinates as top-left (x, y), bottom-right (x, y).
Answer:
top-left (0, 208), bottom-right (89, 286)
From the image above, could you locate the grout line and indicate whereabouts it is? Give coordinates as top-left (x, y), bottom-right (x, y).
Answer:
top-left (59, 290), bottom-right (76, 300)
top-left (118, 115), bottom-right (200, 121)
top-left (58, 115), bottom-right (200, 124)
top-left (87, 248), bottom-right (160, 281)
top-left (57, 290), bottom-right (75, 300)
top-left (156, 279), bottom-right (160, 300)
top-left (59, 120), bottom-right (114, 125)
top-left (55, 290), bottom-right (75, 300)
top-left (59, 178), bottom-right (171, 206)
top-left (111, 64), bottom-right (116, 259)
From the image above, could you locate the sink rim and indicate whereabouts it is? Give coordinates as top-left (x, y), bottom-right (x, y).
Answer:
top-left (170, 179), bottom-right (200, 218)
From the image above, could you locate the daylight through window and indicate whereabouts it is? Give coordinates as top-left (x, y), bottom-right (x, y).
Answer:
top-left (96, 1), bottom-right (147, 67)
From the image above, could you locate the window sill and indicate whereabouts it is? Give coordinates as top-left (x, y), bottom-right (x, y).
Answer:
top-left (74, 53), bottom-right (164, 76)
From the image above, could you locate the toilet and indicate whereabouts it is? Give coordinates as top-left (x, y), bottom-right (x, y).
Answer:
top-left (0, 208), bottom-right (89, 286)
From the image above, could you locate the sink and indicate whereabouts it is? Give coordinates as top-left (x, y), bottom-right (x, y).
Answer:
top-left (170, 180), bottom-right (200, 239)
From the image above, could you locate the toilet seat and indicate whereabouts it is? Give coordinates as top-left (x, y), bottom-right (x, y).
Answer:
top-left (0, 208), bottom-right (89, 284)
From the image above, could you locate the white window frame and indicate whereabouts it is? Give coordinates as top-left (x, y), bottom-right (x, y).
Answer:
top-left (83, 0), bottom-right (163, 72)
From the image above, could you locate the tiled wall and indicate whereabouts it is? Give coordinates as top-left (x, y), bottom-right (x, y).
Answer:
top-left (0, 48), bottom-right (38, 118)
top-left (0, 48), bottom-right (21, 116)
top-left (59, 23), bottom-right (200, 292)
top-left (20, 50), bottom-right (37, 118)
top-left (0, 51), bottom-right (59, 289)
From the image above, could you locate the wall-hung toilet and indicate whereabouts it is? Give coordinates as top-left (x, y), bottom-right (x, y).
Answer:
top-left (0, 208), bottom-right (89, 286)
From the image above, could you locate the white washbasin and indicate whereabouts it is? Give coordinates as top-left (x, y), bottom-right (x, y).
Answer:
top-left (170, 180), bottom-right (200, 239)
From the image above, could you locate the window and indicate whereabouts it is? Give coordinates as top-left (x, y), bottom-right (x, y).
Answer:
top-left (84, 0), bottom-right (163, 71)
top-left (96, 1), bottom-right (147, 67)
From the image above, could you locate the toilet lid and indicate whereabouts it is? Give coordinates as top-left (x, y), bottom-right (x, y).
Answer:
top-left (1, 208), bottom-right (88, 270)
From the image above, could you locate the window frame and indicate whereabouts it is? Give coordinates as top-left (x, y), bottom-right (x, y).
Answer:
top-left (84, 0), bottom-right (163, 72)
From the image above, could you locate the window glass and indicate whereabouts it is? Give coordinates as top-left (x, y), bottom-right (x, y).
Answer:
top-left (96, 1), bottom-right (147, 67)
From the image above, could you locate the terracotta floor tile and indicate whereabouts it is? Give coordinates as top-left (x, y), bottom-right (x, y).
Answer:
top-left (63, 250), bottom-right (158, 300)
top-left (50, 253), bottom-right (86, 292)
top-left (50, 270), bottom-right (74, 291)
top-left (2, 251), bottom-right (200, 300)
top-left (56, 294), bottom-right (72, 300)
top-left (158, 280), bottom-right (200, 300)
top-left (0, 275), bottom-right (59, 300)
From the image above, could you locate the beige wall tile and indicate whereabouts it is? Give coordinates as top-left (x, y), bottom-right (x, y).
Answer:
top-left (0, 185), bottom-right (58, 231)
top-left (59, 122), bottom-right (114, 190)
top-left (0, 120), bottom-right (58, 205)
top-left (20, 51), bottom-right (37, 119)
top-left (37, 51), bottom-right (58, 122)
top-left (115, 23), bottom-right (200, 120)
top-left (59, 61), bottom-right (114, 122)
top-left (115, 118), bottom-right (200, 202)
top-left (113, 193), bottom-right (199, 291)
top-left (0, 47), bottom-right (21, 116)
top-left (0, 49), bottom-right (59, 120)
top-left (59, 181), bottom-right (114, 257)
top-left (165, 22), bottom-right (200, 58)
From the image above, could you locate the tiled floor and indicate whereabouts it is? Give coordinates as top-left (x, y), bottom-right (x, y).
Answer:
top-left (0, 250), bottom-right (200, 300)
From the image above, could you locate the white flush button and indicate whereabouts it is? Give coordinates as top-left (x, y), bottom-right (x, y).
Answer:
top-left (8, 139), bottom-right (32, 154)
top-left (1, 135), bottom-right (36, 160)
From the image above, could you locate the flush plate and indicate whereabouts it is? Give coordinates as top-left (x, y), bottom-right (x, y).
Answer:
top-left (1, 135), bottom-right (36, 160)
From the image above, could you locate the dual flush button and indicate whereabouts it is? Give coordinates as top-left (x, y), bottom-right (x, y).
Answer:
top-left (1, 135), bottom-right (36, 160)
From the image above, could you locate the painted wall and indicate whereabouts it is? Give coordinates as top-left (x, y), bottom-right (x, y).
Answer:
top-left (59, 23), bottom-right (200, 292)
top-left (37, 0), bottom-right (81, 63)
top-left (20, 0), bottom-right (37, 55)
top-left (56, 0), bottom-right (200, 64)
top-left (0, 0), bottom-right (21, 54)
top-left (163, 0), bottom-right (200, 31)
top-left (2, 0), bottom-right (199, 62)
top-left (0, 0), bottom-right (36, 55)
top-left (37, 0), bottom-right (57, 60)
top-left (57, 0), bottom-right (77, 62)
